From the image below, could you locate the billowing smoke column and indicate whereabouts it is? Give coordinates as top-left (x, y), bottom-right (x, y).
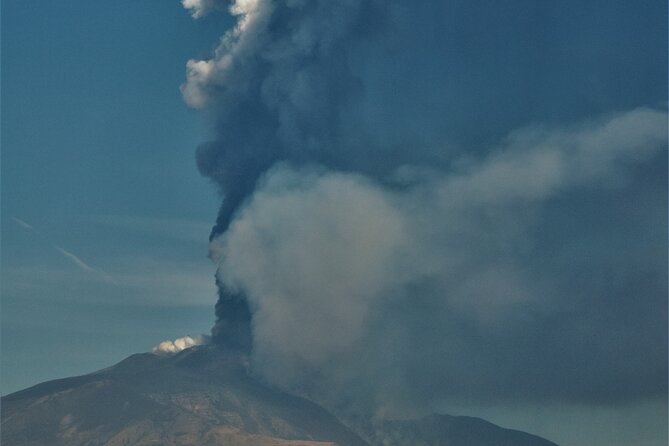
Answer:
top-left (183, 0), bottom-right (668, 418)
top-left (181, 0), bottom-right (378, 350)
top-left (183, 0), bottom-right (376, 236)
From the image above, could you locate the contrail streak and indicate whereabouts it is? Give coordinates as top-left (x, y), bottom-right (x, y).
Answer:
top-left (12, 216), bottom-right (35, 231)
top-left (53, 245), bottom-right (96, 272)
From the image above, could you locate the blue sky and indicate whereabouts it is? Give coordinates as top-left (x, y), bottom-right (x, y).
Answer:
top-left (2, 2), bottom-right (667, 446)
top-left (2, 0), bottom-right (231, 391)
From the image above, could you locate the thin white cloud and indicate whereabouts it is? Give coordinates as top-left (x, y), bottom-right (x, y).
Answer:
top-left (182, 0), bottom-right (221, 19)
top-left (9, 215), bottom-right (120, 285)
top-left (3, 258), bottom-right (215, 306)
top-left (11, 216), bottom-right (35, 231)
top-left (52, 245), bottom-right (96, 272)
top-left (91, 215), bottom-right (211, 243)
top-left (111, 262), bottom-right (217, 305)
top-left (52, 245), bottom-right (117, 284)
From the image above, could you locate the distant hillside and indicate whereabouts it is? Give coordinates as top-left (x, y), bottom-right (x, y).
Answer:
top-left (1, 345), bottom-right (558, 446)
top-left (354, 414), bottom-right (558, 446)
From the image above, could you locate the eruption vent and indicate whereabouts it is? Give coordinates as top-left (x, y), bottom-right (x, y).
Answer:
top-left (152, 336), bottom-right (203, 355)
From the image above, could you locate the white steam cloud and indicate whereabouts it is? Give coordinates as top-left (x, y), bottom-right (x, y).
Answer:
top-left (181, 0), bottom-right (222, 19)
top-left (152, 336), bottom-right (204, 355)
top-left (181, 0), bottom-right (272, 108)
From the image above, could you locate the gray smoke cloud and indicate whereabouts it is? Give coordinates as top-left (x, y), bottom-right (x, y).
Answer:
top-left (182, 0), bottom-right (668, 418)
top-left (215, 108), bottom-right (667, 413)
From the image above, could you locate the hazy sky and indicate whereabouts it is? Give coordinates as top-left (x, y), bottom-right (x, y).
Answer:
top-left (2, 1), bottom-right (667, 446)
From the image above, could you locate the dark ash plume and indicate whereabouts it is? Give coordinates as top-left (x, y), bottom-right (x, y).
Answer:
top-left (181, 0), bottom-right (379, 347)
top-left (211, 280), bottom-right (252, 352)
top-left (184, 0), bottom-right (379, 237)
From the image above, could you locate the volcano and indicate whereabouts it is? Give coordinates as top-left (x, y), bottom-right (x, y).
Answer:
top-left (1, 345), bottom-right (558, 446)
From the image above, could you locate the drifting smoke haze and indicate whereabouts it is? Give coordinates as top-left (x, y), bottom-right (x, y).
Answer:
top-left (183, 0), bottom-right (668, 419)
top-left (218, 109), bottom-right (667, 413)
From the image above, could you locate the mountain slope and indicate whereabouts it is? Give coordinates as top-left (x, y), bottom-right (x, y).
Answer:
top-left (1, 346), bottom-right (366, 446)
top-left (1, 345), bottom-right (558, 446)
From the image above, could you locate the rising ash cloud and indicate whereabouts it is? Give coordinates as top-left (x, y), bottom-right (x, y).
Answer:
top-left (181, 0), bottom-right (668, 416)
